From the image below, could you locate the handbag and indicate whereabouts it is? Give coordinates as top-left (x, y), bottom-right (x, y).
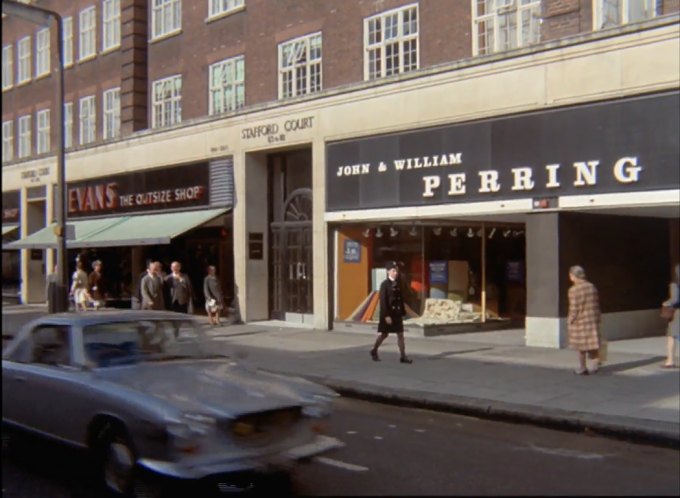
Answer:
top-left (661, 306), bottom-right (675, 321)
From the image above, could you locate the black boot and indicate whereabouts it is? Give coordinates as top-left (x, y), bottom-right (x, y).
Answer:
top-left (400, 356), bottom-right (413, 364)
top-left (370, 349), bottom-right (380, 362)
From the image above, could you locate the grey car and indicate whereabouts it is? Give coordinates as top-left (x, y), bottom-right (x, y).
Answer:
top-left (2, 311), bottom-right (339, 495)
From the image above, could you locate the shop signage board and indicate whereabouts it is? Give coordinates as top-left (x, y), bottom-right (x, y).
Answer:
top-left (326, 92), bottom-right (680, 211)
top-left (248, 232), bottom-right (264, 260)
top-left (343, 239), bottom-right (361, 263)
top-left (67, 162), bottom-right (210, 218)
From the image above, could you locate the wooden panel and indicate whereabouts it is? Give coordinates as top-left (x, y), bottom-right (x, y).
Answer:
top-left (336, 228), bottom-right (371, 320)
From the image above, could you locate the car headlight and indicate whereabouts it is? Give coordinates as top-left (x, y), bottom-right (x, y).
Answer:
top-left (302, 394), bottom-right (335, 418)
top-left (165, 415), bottom-right (216, 454)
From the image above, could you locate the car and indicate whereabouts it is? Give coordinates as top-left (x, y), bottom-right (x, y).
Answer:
top-left (2, 310), bottom-right (339, 496)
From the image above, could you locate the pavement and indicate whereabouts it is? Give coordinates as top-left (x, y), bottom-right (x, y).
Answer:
top-left (3, 304), bottom-right (679, 448)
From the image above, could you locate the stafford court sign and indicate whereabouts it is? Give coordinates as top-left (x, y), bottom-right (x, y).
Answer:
top-left (326, 92), bottom-right (679, 211)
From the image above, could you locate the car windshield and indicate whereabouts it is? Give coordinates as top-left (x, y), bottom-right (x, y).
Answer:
top-left (83, 319), bottom-right (214, 368)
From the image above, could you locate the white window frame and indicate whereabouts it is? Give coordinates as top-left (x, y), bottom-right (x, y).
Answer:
top-left (18, 115), bottom-right (31, 158)
top-left (79, 95), bottom-right (96, 145)
top-left (17, 36), bottom-right (31, 84)
top-left (64, 102), bottom-right (73, 149)
top-left (102, 0), bottom-right (121, 51)
top-left (278, 32), bottom-right (322, 99)
top-left (472, 0), bottom-right (541, 56)
top-left (208, 0), bottom-right (244, 19)
top-left (364, 3), bottom-right (419, 81)
top-left (36, 28), bottom-right (51, 77)
top-left (36, 109), bottom-right (50, 154)
top-left (63, 17), bottom-right (74, 67)
top-left (2, 121), bottom-right (13, 162)
top-left (3, 45), bottom-right (14, 90)
top-left (209, 55), bottom-right (245, 115)
top-left (103, 87), bottom-right (121, 139)
top-left (79, 6), bottom-right (97, 61)
top-left (592, 0), bottom-right (662, 30)
top-left (152, 75), bottom-right (182, 128)
top-left (152, 0), bottom-right (182, 40)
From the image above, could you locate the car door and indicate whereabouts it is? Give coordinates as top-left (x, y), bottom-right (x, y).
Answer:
top-left (3, 323), bottom-right (90, 443)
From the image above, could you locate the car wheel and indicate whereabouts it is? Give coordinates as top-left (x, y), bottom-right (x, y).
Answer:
top-left (96, 426), bottom-right (137, 496)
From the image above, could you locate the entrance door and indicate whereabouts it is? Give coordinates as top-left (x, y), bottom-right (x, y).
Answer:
top-left (270, 189), bottom-right (313, 321)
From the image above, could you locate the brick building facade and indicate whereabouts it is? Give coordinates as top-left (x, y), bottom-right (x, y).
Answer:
top-left (2, 0), bottom-right (679, 347)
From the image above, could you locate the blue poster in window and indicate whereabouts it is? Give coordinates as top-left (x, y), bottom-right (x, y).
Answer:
top-left (506, 261), bottom-right (525, 284)
top-left (343, 239), bottom-right (361, 263)
top-left (429, 260), bottom-right (448, 285)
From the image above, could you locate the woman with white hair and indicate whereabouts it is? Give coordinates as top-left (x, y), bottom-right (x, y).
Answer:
top-left (567, 265), bottom-right (601, 375)
top-left (661, 264), bottom-right (680, 368)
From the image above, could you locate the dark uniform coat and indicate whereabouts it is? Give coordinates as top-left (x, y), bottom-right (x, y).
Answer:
top-left (568, 280), bottom-right (601, 351)
top-left (378, 277), bottom-right (406, 333)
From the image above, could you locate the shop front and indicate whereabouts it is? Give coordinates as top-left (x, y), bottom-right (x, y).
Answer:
top-left (2, 190), bottom-right (21, 304)
top-left (326, 91), bottom-right (679, 346)
top-left (9, 158), bottom-right (235, 312)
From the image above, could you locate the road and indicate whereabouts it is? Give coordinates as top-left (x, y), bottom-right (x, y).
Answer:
top-left (2, 397), bottom-right (679, 496)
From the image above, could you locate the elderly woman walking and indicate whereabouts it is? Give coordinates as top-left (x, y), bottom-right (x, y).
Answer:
top-left (568, 265), bottom-right (601, 375)
top-left (661, 264), bottom-right (680, 368)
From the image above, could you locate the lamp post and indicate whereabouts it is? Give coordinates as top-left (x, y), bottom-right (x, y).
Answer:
top-left (2, 0), bottom-right (68, 312)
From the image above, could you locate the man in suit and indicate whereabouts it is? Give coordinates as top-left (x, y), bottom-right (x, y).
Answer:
top-left (165, 261), bottom-right (193, 314)
top-left (370, 261), bottom-right (413, 364)
top-left (141, 261), bottom-right (165, 310)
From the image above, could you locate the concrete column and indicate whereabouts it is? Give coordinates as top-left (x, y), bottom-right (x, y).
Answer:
top-left (19, 187), bottom-right (29, 305)
top-left (238, 152), bottom-right (269, 321)
top-left (312, 138), bottom-right (329, 330)
top-left (525, 212), bottom-right (565, 348)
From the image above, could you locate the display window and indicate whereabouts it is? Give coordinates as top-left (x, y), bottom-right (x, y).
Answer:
top-left (335, 222), bottom-right (526, 331)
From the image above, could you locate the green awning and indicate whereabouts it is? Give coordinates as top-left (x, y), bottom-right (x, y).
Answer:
top-left (5, 208), bottom-right (230, 249)
top-left (2, 225), bottom-right (19, 236)
top-left (77, 208), bottom-right (230, 248)
top-left (5, 217), bottom-right (121, 249)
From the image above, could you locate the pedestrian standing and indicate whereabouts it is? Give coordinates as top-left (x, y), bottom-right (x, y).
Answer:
top-left (70, 261), bottom-right (90, 312)
top-left (141, 261), bottom-right (165, 310)
top-left (166, 261), bottom-right (193, 314)
top-left (370, 261), bottom-right (413, 364)
top-left (203, 265), bottom-right (224, 326)
top-left (88, 260), bottom-right (105, 309)
top-left (661, 263), bottom-right (680, 368)
top-left (567, 265), bottom-right (601, 375)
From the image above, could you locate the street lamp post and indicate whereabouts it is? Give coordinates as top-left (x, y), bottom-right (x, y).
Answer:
top-left (2, 0), bottom-right (68, 312)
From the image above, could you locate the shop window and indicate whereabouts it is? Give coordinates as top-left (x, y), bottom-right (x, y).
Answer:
top-left (335, 223), bottom-right (526, 329)
top-left (79, 6), bottom-right (97, 61)
top-left (152, 75), bottom-right (182, 128)
top-left (209, 55), bottom-right (245, 115)
top-left (63, 16), bottom-right (74, 68)
top-left (35, 28), bottom-right (50, 77)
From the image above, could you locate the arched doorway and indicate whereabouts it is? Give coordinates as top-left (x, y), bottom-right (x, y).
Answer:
top-left (270, 188), bottom-right (313, 320)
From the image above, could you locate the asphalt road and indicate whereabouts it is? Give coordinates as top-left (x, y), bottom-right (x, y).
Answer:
top-left (2, 397), bottom-right (679, 497)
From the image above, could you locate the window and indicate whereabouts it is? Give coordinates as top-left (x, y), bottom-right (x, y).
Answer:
top-left (31, 326), bottom-right (71, 366)
top-left (79, 6), bottom-right (97, 60)
top-left (18, 115), bottom-right (31, 158)
top-left (209, 56), bottom-right (244, 114)
top-left (37, 109), bottom-right (50, 154)
top-left (209, 0), bottom-right (244, 18)
top-left (103, 0), bottom-right (121, 51)
top-left (278, 33), bottom-right (322, 99)
top-left (2, 45), bottom-right (13, 90)
top-left (63, 17), bottom-right (74, 67)
top-left (64, 102), bottom-right (73, 148)
top-left (152, 75), bottom-right (182, 128)
top-left (472, 0), bottom-right (541, 56)
top-left (2, 121), bottom-right (13, 162)
top-left (79, 95), bottom-right (96, 144)
top-left (36, 28), bottom-right (51, 77)
top-left (17, 36), bottom-right (31, 84)
top-left (364, 4), bottom-right (418, 80)
top-left (152, 0), bottom-right (181, 39)
top-left (593, 0), bottom-right (662, 29)
top-left (103, 87), bottom-right (120, 139)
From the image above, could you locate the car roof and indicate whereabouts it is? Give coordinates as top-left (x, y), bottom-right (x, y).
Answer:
top-left (29, 310), bottom-right (197, 327)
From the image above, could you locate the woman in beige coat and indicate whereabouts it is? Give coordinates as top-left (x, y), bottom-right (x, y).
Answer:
top-left (568, 265), bottom-right (601, 375)
top-left (661, 264), bottom-right (680, 368)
